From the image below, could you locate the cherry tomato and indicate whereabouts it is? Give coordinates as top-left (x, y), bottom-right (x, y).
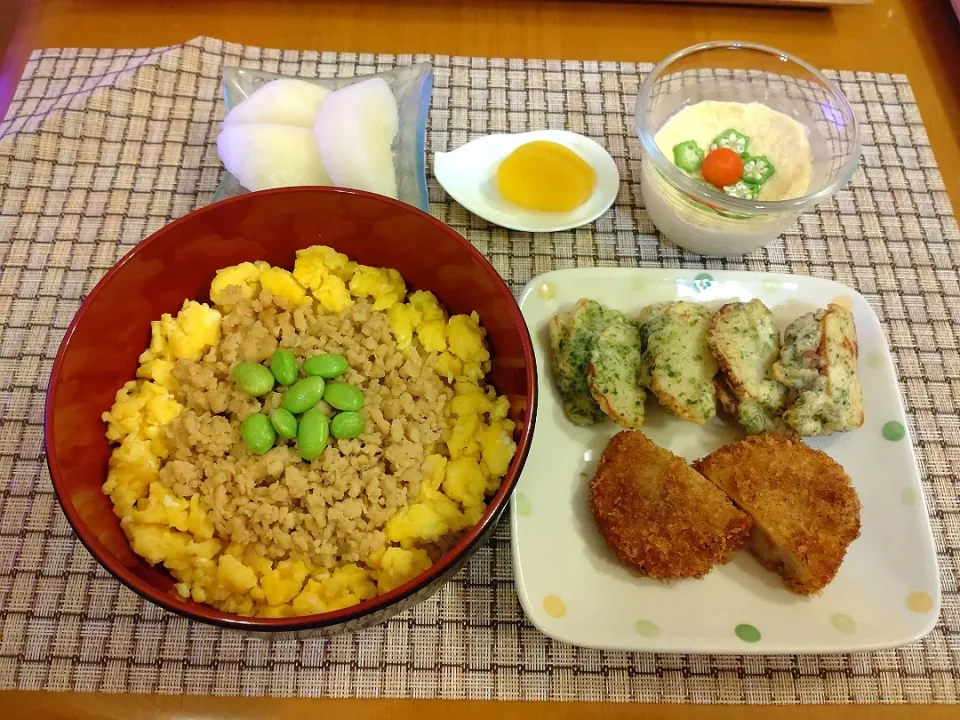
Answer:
top-left (701, 147), bottom-right (744, 189)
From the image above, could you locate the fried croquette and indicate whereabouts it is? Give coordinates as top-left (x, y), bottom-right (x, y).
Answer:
top-left (693, 435), bottom-right (861, 595)
top-left (589, 431), bottom-right (752, 580)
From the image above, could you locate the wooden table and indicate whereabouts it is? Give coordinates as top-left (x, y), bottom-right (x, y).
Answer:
top-left (1, 0), bottom-right (959, 718)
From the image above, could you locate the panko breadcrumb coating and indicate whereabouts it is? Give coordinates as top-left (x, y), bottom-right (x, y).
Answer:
top-left (588, 431), bottom-right (752, 580)
top-left (693, 435), bottom-right (861, 595)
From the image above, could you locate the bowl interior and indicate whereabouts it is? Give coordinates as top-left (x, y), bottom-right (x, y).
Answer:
top-left (637, 42), bottom-right (859, 210)
top-left (46, 187), bottom-right (535, 629)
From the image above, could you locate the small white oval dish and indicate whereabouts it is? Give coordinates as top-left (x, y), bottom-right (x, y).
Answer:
top-left (433, 130), bottom-right (620, 233)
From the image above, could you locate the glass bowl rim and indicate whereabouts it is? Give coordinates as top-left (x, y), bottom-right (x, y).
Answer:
top-left (635, 40), bottom-right (862, 216)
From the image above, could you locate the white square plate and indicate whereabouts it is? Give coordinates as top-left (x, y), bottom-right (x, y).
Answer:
top-left (512, 268), bottom-right (939, 654)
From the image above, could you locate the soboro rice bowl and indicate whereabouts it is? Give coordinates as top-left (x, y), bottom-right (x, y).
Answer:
top-left (100, 243), bottom-right (518, 618)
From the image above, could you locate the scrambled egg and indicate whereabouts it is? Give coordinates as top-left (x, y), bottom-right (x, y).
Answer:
top-left (211, 260), bottom-right (310, 308)
top-left (101, 246), bottom-right (517, 618)
top-left (370, 547), bottom-right (433, 593)
top-left (383, 313), bottom-right (515, 551)
top-left (140, 299), bottom-right (222, 366)
top-left (348, 265), bottom-right (406, 311)
top-left (292, 245), bottom-right (355, 313)
top-left (387, 290), bottom-right (493, 384)
top-left (210, 261), bottom-right (263, 305)
top-left (387, 303), bottom-right (421, 351)
top-left (260, 267), bottom-right (307, 305)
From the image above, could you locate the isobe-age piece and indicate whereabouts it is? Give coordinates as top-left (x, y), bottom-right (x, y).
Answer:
top-left (496, 140), bottom-right (596, 213)
top-left (314, 77), bottom-right (400, 199)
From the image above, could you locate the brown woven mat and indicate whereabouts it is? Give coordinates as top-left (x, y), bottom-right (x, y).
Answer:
top-left (1, 36), bottom-right (958, 702)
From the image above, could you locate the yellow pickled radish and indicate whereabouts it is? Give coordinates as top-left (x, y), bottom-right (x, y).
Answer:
top-left (496, 140), bottom-right (596, 213)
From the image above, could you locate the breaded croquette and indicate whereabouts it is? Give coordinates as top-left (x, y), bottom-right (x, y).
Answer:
top-left (589, 431), bottom-right (752, 580)
top-left (693, 435), bottom-right (861, 595)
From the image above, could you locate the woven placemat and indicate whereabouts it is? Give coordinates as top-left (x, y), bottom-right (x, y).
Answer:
top-left (1, 36), bottom-right (959, 703)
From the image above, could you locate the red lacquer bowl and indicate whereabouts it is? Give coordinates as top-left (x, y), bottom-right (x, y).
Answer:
top-left (45, 187), bottom-right (537, 634)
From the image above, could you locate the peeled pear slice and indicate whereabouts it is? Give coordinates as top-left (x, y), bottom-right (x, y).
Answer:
top-left (224, 79), bottom-right (330, 128)
top-left (217, 123), bottom-right (332, 191)
top-left (314, 77), bottom-right (399, 198)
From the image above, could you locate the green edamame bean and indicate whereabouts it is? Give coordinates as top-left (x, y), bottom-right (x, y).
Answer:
top-left (298, 407), bottom-right (329, 461)
top-left (241, 413), bottom-right (276, 455)
top-left (269, 408), bottom-right (298, 439)
top-left (330, 411), bottom-right (365, 439)
top-left (232, 362), bottom-right (275, 396)
top-left (269, 349), bottom-right (298, 386)
top-left (304, 353), bottom-right (349, 379)
top-left (323, 381), bottom-right (364, 411)
top-left (281, 376), bottom-right (325, 414)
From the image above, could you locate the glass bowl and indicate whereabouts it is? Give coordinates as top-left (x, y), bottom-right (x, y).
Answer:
top-left (214, 63), bottom-right (433, 212)
top-left (636, 41), bottom-right (861, 256)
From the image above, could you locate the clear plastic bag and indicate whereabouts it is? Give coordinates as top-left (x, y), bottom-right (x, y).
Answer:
top-left (215, 63), bottom-right (433, 211)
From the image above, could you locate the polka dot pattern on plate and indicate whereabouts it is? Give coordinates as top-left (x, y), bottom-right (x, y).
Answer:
top-left (537, 282), bottom-right (556, 301)
top-left (907, 591), bottom-right (933, 614)
top-left (831, 613), bottom-right (856, 633)
top-left (883, 421), bottom-right (906, 441)
top-left (543, 595), bottom-right (567, 618)
top-left (735, 624), bottom-right (761, 643)
top-left (634, 619), bottom-right (660, 638)
top-left (514, 492), bottom-right (532, 517)
top-left (694, 272), bottom-right (714, 289)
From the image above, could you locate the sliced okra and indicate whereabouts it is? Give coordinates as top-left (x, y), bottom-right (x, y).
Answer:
top-left (709, 128), bottom-right (750, 156)
top-left (723, 180), bottom-right (760, 200)
top-left (672, 140), bottom-right (705, 173)
top-left (741, 155), bottom-right (775, 185)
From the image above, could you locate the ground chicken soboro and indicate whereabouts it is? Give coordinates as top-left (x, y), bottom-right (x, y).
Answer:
top-left (101, 245), bottom-right (517, 618)
top-left (167, 290), bottom-right (451, 568)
